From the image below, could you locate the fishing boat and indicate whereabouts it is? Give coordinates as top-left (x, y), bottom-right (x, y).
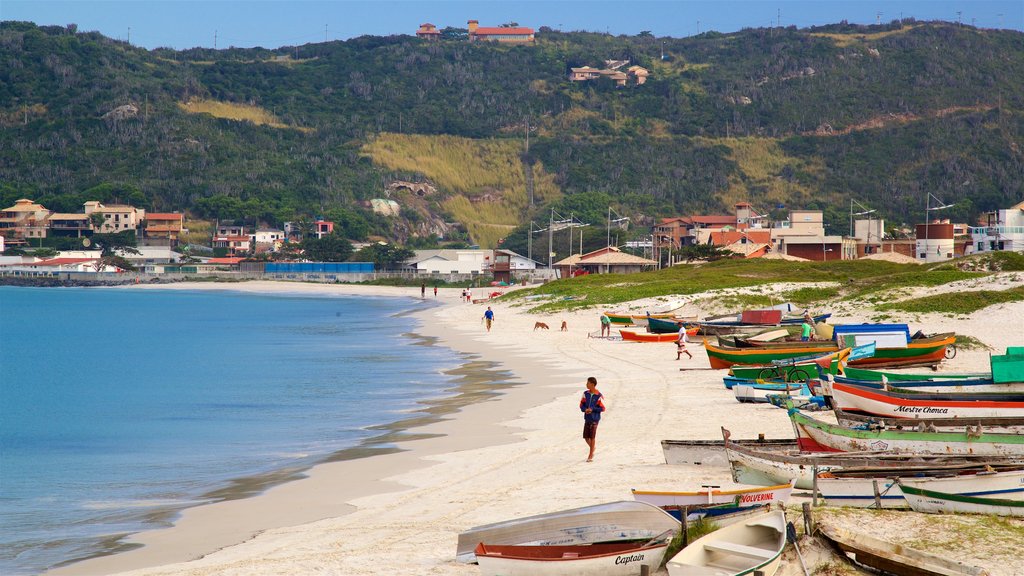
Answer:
top-left (705, 333), bottom-right (954, 370)
top-left (722, 427), bottom-right (1018, 489)
top-left (817, 522), bottom-right (989, 576)
top-left (823, 379), bottom-right (1024, 419)
top-left (632, 479), bottom-right (796, 509)
top-left (829, 373), bottom-right (1024, 394)
top-left (661, 502), bottom-right (771, 525)
top-left (785, 401), bottom-right (1024, 456)
top-left (604, 312), bottom-right (676, 326)
top-left (665, 511), bottom-right (786, 576)
top-left (832, 405), bottom-right (1024, 429)
top-left (620, 329), bottom-right (679, 343)
top-left (897, 480), bottom-right (1024, 517)
top-left (815, 475), bottom-right (907, 508)
top-left (734, 384), bottom-right (816, 404)
top-left (842, 365), bottom-right (989, 382)
top-left (646, 316), bottom-right (692, 334)
top-left (475, 531), bottom-right (674, 576)
top-left (661, 438), bottom-right (795, 466)
top-left (455, 500), bottom-right (679, 563)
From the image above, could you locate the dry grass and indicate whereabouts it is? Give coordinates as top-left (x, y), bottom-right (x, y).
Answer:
top-left (362, 133), bottom-right (562, 247)
top-left (177, 99), bottom-right (313, 132)
top-left (695, 136), bottom-right (823, 206)
top-left (810, 25), bottom-right (921, 47)
top-left (181, 219), bottom-right (213, 245)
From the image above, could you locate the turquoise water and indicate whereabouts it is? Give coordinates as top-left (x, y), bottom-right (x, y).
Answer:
top-left (0, 287), bottom-right (466, 575)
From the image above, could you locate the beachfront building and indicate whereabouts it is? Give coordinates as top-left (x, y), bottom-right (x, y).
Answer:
top-left (916, 222), bottom-right (955, 262)
top-left (970, 200), bottom-right (1024, 254)
top-left (0, 199), bottom-right (51, 246)
top-left (487, 249), bottom-right (539, 283)
top-left (251, 229), bottom-right (285, 254)
top-left (84, 201), bottom-right (145, 234)
top-left (554, 246), bottom-right (656, 277)
top-left (467, 20), bottom-right (535, 43)
top-left (0, 256), bottom-right (123, 275)
top-left (212, 226), bottom-right (251, 256)
top-left (405, 249), bottom-right (494, 274)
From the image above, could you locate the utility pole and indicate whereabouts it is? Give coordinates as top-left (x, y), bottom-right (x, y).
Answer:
top-left (777, 8), bottom-right (781, 28)
top-left (214, 30), bottom-right (217, 49)
top-left (696, 20), bottom-right (701, 35)
top-left (325, 24), bottom-right (329, 42)
top-left (548, 208), bottom-right (554, 270)
top-left (957, 11), bottom-right (962, 26)
top-left (876, 12), bottom-right (882, 25)
top-left (127, 26), bottom-right (131, 45)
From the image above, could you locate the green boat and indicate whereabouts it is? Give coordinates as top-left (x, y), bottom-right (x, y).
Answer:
top-left (707, 333), bottom-right (955, 371)
top-left (841, 366), bottom-right (987, 382)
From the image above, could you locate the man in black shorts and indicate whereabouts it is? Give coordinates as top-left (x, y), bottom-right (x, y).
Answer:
top-left (579, 376), bottom-right (605, 462)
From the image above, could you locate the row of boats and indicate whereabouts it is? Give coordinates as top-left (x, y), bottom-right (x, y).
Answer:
top-left (452, 307), bottom-right (1022, 575)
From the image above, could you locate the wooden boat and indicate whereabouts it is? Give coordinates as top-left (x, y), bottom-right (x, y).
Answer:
top-left (604, 312), bottom-right (676, 326)
top-left (648, 316), bottom-right (690, 334)
top-left (824, 379), bottom-right (1024, 419)
top-left (661, 502), bottom-right (771, 526)
top-left (815, 475), bottom-right (907, 508)
top-left (830, 373), bottom-right (1024, 393)
top-left (705, 333), bottom-right (954, 370)
top-left (661, 438), bottom-right (795, 466)
top-left (785, 401), bottom-right (1024, 456)
top-left (455, 500), bottom-right (679, 563)
top-left (666, 510), bottom-right (786, 576)
top-left (897, 480), bottom-right (1024, 517)
top-left (722, 427), bottom-right (1020, 489)
top-left (620, 329), bottom-right (676, 343)
top-left (832, 405), bottom-right (1024, 429)
top-left (475, 532), bottom-right (674, 576)
top-left (817, 521), bottom-right (990, 576)
top-left (632, 479), bottom-right (795, 509)
top-left (898, 468), bottom-right (1024, 499)
top-left (733, 383), bottom-right (814, 404)
top-left (842, 365), bottom-right (989, 382)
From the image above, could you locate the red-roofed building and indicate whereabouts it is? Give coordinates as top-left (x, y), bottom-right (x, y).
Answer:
top-left (708, 230), bottom-right (772, 247)
top-left (144, 213), bottom-right (185, 245)
top-left (212, 235), bottom-right (251, 256)
top-left (416, 23), bottom-right (441, 39)
top-left (468, 20), bottom-right (534, 43)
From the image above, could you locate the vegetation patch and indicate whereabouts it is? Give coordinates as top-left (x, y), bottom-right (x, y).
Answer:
top-left (696, 136), bottom-right (823, 207)
top-left (955, 335), bottom-right (992, 351)
top-left (177, 99), bottom-right (312, 132)
top-left (361, 133), bottom-right (562, 248)
top-left (785, 286), bottom-right (840, 305)
top-left (810, 24), bottom-right (922, 47)
top-left (877, 285), bottom-right (1024, 315)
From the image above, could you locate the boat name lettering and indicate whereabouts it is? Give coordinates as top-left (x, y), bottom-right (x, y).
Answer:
top-left (739, 492), bottom-right (775, 503)
top-left (615, 553), bottom-right (644, 565)
top-left (893, 406), bottom-right (950, 414)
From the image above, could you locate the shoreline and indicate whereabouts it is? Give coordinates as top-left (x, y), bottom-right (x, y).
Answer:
top-left (48, 280), bottom-right (1024, 575)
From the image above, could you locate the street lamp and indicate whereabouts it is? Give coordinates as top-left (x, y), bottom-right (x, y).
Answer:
top-left (924, 192), bottom-right (955, 260)
top-left (849, 199), bottom-right (876, 238)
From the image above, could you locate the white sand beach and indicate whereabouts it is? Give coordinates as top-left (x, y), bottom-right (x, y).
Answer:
top-left (54, 279), bottom-right (1024, 576)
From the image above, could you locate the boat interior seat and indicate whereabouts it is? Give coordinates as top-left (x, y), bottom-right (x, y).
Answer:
top-left (703, 540), bottom-right (775, 560)
top-left (561, 552), bottom-right (579, 559)
top-left (668, 563), bottom-right (733, 576)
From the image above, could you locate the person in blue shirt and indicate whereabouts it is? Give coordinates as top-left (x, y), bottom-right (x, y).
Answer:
top-left (579, 377), bottom-right (606, 462)
top-left (483, 307), bottom-right (494, 332)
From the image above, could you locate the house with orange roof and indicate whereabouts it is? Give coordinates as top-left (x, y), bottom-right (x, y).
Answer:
top-left (83, 201), bottom-right (145, 234)
top-left (554, 246), bottom-right (656, 277)
top-left (467, 20), bottom-right (534, 43)
top-left (144, 213), bottom-right (185, 245)
top-left (415, 23), bottom-right (441, 39)
top-left (0, 199), bottom-right (51, 245)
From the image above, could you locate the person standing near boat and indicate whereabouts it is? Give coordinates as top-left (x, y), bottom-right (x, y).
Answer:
top-left (676, 322), bottom-right (693, 360)
top-left (600, 313), bottom-right (611, 338)
top-left (801, 317), bottom-right (814, 342)
top-left (483, 307), bottom-right (494, 332)
top-left (580, 377), bottom-right (605, 462)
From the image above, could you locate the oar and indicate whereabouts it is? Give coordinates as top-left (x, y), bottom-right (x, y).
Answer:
top-left (786, 521), bottom-right (810, 576)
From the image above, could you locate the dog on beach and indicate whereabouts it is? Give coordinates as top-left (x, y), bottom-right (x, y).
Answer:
top-left (534, 322), bottom-right (550, 330)
top-left (560, 320), bottom-right (568, 331)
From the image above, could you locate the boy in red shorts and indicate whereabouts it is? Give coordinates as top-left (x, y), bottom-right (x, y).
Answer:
top-left (579, 377), bottom-right (605, 462)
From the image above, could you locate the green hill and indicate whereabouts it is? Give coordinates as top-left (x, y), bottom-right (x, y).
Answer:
top-left (1, 20), bottom-right (1022, 254)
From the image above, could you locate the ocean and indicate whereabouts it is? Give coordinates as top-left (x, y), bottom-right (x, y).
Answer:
top-left (0, 286), bottom-right (500, 575)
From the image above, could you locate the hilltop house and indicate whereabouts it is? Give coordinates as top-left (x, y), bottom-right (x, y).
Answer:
top-left (569, 61), bottom-right (649, 87)
top-left (467, 20), bottom-right (535, 43)
top-left (415, 23), bottom-right (441, 39)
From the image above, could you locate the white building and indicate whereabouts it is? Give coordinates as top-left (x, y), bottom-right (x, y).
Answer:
top-left (405, 249), bottom-right (494, 274)
top-left (916, 223), bottom-right (955, 263)
top-left (970, 200), bottom-right (1024, 254)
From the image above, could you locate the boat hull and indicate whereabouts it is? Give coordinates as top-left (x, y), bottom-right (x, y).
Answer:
top-left (666, 511), bottom-right (786, 576)
top-left (827, 380), bottom-right (1024, 419)
top-left (706, 334), bottom-right (955, 370)
top-left (632, 480), bottom-right (795, 508)
top-left (476, 541), bottom-right (670, 576)
top-left (898, 483), bottom-right (1024, 517)
top-left (816, 477), bottom-right (907, 508)
top-left (661, 438), bottom-right (795, 466)
top-left (787, 404), bottom-right (1024, 456)
top-left (817, 522), bottom-right (989, 576)
top-left (456, 500), bottom-right (679, 563)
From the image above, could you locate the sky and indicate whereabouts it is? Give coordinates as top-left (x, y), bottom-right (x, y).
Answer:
top-left (2, 0), bottom-right (1021, 50)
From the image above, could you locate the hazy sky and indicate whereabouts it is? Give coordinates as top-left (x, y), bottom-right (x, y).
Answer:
top-left (3, 0), bottom-right (1021, 50)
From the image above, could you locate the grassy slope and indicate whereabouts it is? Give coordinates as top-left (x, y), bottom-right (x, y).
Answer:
top-left (361, 134), bottom-right (561, 248)
top-left (178, 100), bottom-right (313, 132)
top-left (506, 254), bottom-right (1024, 313)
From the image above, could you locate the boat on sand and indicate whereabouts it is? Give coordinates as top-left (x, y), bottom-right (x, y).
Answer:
top-left (666, 510), bottom-right (786, 576)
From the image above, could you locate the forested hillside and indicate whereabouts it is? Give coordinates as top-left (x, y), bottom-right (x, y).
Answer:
top-left (1, 20), bottom-right (1022, 255)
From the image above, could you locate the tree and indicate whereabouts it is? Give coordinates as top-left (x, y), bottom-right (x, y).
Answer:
top-left (353, 243), bottom-right (414, 270)
top-left (673, 243), bottom-right (729, 262)
top-left (301, 233), bottom-right (353, 262)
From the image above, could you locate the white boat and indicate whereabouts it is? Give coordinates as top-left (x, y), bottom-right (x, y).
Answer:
top-left (661, 438), bottom-right (794, 466)
top-left (666, 510), bottom-right (786, 576)
top-left (455, 500), bottom-right (679, 563)
top-left (898, 481), bottom-right (1024, 517)
top-left (817, 521), bottom-right (990, 576)
top-left (824, 379), bottom-right (1024, 420)
top-left (896, 469), bottom-right (1024, 516)
top-left (475, 531), bottom-right (673, 576)
top-left (816, 476), bottom-right (907, 508)
top-left (632, 480), bottom-right (795, 509)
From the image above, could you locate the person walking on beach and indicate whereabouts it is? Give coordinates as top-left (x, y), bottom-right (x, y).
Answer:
top-left (600, 313), bottom-right (611, 338)
top-left (580, 377), bottom-right (605, 462)
top-left (466, 288), bottom-right (472, 303)
top-left (483, 307), bottom-right (494, 332)
top-left (676, 322), bottom-right (693, 360)
top-left (433, 285), bottom-right (438, 298)
top-left (421, 283), bottom-right (426, 298)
